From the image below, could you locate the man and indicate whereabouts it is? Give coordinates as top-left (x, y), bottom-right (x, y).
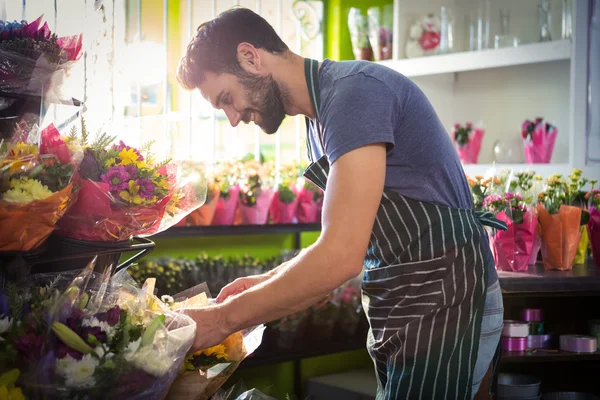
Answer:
top-left (177, 7), bottom-right (506, 399)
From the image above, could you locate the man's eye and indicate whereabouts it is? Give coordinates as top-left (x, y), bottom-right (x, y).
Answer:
top-left (222, 95), bottom-right (231, 106)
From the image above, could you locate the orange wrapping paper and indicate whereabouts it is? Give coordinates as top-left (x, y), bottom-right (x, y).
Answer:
top-left (188, 189), bottom-right (220, 226)
top-left (0, 183), bottom-right (73, 251)
top-left (537, 203), bottom-right (582, 270)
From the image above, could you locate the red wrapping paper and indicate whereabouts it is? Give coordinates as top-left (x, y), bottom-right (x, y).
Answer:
top-left (56, 179), bottom-right (171, 242)
top-left (491, 211), bottom-right (537, 272)
top-left (523, 125), bottom-right (557, 164)
top-left (270, 188), bottom-right (299, 224)
top-left (589, 208), bottom-right (600, 268)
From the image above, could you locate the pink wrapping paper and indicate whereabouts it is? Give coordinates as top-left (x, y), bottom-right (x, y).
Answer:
top-left (296, 187), bottom-right (320, 223)
top-left (270, 188), bottom-right (299, 224)
top-left (589, 208), bottom-right (600, 268)
top-left (523, 126), bottom-right (557, 164)
top-left (528, 230), bottom-right (542, 265)
top-left (492, 211), bottom-right (537, 272)
top-left (239, 190), bottom-right (274, 225)
top-left (456, 128), bottom-right (484, 164)
top-left (212, 185), bottom-right (240, 226)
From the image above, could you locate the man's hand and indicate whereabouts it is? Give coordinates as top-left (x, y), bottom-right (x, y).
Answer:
top-left (216, 275), bottom-right (270, 303)
top-left (185, 304), bottom-right (230, 353)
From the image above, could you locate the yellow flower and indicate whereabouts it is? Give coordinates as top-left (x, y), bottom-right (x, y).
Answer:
top-left (3, 178), bottom-right (54, 203)
top-left (105, 158), bottom-right (117, 168)
top-left (0, 369), bottom-right (24, 400)
top-left (119, 180), bottom-right (143, 205)
top-left (9, 142), bottom-right (38, 158)
top-left (118, 148), bottom-right (140, 166)
top-left (194, 343), bottom-right (228, 360)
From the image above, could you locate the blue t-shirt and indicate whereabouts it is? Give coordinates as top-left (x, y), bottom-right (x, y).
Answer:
top-left (309, 59), bottom-right (498, 286)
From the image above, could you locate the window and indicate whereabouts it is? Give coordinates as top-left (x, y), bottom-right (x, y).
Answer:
top-left (2, 0), bottom-right (324, 171)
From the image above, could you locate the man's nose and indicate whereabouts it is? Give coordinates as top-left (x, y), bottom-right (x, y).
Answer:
top-left (224, 107), bottom-right (241, 128)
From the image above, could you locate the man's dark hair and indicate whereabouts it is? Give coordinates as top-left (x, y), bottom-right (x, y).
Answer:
top-left (177, 7), bottom-right (289, 90)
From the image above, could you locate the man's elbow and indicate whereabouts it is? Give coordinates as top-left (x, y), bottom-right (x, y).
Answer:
top-left (318, 240), bottom-right (365, 285)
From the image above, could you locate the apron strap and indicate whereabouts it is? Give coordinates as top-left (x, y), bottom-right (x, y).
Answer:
top-left (304, 58), bottom-right (323, 163)
top-left (474, 211), bottom-right (508, 231)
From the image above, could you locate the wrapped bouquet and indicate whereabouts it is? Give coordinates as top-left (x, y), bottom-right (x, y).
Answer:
top-left (236, 159), bottom-right (274, 225)
top-left (0, 16), bottom-right (82, 140)
top-left (483, 193), bottom-right (536, 272)
top-left (0, 123), bottom-right (81, 251)
top-left (0, 259), bottom-right (196, 399)
top-left (587, 189), bottom-right (600, 268)
top-left (187, 165), bottom-right (221, 226)
top-left (522, 117), bottom-right (557, 164)
top-left (160, 283), bottom-right (265, 400)
top-left (537, 170), bottom-right (591, 270)
top-left (212, 161), bottom-right (239, 226)
top-left (55, 120), bottom-right (207, 241)
top-left (269, 161), bottom-right (301, 224)
top-left (296, 174), bottom-right (323, 223)
top-left (452, 122), bottom-right (484, 164)
top-left (467, 175), bottom-right (501, 211)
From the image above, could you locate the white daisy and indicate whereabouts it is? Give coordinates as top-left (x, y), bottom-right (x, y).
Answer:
top-left (82, 317), bottom-right (114, 338)
top-left (0, 315), bottom-right (13, 335)
top-left (63, 353), bottom-right (99, 388)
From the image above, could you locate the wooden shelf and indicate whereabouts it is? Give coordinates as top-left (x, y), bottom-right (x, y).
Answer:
top-left (501, 350), bottom-right (600, 363)
top-left (498, 262), bottom-right (600, 294)
top-left (378, 40), bottom-right (571, 78)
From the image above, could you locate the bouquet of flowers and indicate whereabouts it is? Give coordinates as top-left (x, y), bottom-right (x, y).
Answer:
top-left (236, 159), bottom-right (274, 225)
top-left (269, 161), bottom-right (301, 224)
top-left (537, 169), bottom-right (591, 270)
top-left (522, 117), bottom-right (558, 164)
top-left (0, 16), bottom-right (83, 140)
top-left (482, 193), bottom-right (537, 272)
top-left (367, 6), bottom-right (393, 61)
top-left (0, 259), bottom-right (196, 399)
top-left (212, 161), bottom-right (239, 226)
top-left (157, 283), bottom-right (265, 400)
top-left (0, 123), bottom-right (81, 251)
top-left (586, 189), bottom-right (600, 268)
top-left (452, 122), bottom-right (484, 164)
top-left (183, 163), bottom-right (220, 226)
top-left (494, 170), bottom-right (545, 264)
top-left (467, 175), bottom-right (501, 211)
top-left (55, 120), bottom-right (207, 241)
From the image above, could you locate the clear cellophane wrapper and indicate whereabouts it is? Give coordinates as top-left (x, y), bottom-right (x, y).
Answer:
top-left (0, 16), bottom-right (82, 103)
top-left (0, 122), bottom-right (82, 251)
top-left (55, 130), bottom-right (207, 241)
top-left (537, 203), bottom-right (582, 270)
top-left (165, 283), bottom-right (265, 400)
top-left (2, 259), bottom-right (196, 399)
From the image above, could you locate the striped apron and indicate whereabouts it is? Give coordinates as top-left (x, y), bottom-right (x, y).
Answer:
top-left (302, 58), bottom-right (507, 399)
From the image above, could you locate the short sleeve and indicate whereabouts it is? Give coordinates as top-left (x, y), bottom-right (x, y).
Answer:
top-left (320, 74), bottom-right (398, 165)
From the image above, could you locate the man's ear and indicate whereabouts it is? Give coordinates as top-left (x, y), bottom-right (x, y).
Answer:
top-left (237, 42), bottom-right (261, 74)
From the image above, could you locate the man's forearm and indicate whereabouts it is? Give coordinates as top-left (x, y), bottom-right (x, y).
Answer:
top-left (222, 239), bottom-right (360, 331)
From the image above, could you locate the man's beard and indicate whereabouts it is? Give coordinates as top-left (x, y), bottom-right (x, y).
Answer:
top-left (237, 71), bottom-right (288, 135)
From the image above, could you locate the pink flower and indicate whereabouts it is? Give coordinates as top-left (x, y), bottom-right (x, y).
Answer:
top-left (466, 122), bottom-right (473, 128)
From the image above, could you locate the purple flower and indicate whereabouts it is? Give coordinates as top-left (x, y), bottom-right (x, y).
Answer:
top-left (125, 165), bottom-right (138, 179)
top-left (97, 306), bottom-right (121, 327)
top-left (101, 166), bottom-right (131, 191)
top-left (65, 309), bottom-right (84, 331)
top-left (115, 141), bottom-right (144, 161)
top-left (137, 178), bottom-right (155, 200)
top-left (56, 343), bottom-right (83, 360)
top-left (14, 333), bottom-right (45, 362)
top-left (81, 326), bottom-right (107, 344)
top-left (80, 149), bottom-right (103, 181)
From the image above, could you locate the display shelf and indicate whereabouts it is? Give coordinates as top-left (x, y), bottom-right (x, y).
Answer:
top-left (378, 40), bottom-right (571, 78)
top-left (154, 223), bottom-right (322, 238)
top-left (501, 350), bottom-right (600, 364)
top-left (498, 262), bottom-right (600, 294)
